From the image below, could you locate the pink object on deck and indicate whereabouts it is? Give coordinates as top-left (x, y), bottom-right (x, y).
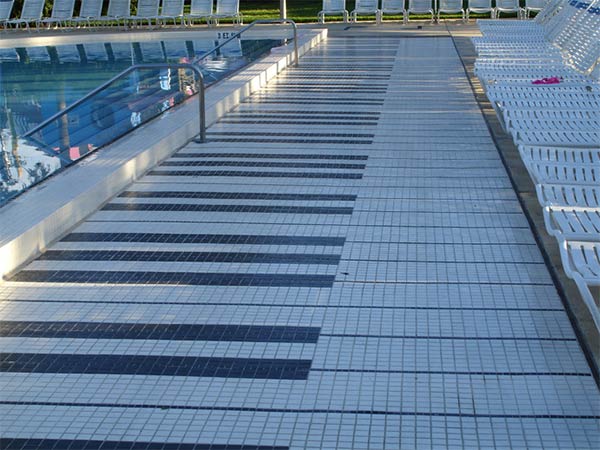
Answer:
top-left (532, 77), bottom-right (562, 85)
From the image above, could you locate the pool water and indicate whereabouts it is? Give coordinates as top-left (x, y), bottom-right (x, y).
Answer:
top-left (0, 36), bottom-right (285, 205)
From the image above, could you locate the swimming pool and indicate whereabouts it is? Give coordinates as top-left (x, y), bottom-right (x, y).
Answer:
top-left (0, 35), bottom-right (286, 206)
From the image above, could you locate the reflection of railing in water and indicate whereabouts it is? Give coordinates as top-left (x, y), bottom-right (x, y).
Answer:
top-left (23, 63), bottom-right (206, 147)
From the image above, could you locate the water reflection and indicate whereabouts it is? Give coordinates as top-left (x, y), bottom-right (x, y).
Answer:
top-left (0, 38), bottom-right (284, 205)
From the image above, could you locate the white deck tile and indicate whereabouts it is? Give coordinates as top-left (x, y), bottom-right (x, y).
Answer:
top-left (1, 36), bottom-right (598, 449)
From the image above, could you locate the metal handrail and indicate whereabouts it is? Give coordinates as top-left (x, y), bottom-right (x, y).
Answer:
top-left (22, 19), bottom-right (300, 145)
top-left (23, 63), bottom-right (207, 143)
top-left (198, 19), bottom-right (299, 68)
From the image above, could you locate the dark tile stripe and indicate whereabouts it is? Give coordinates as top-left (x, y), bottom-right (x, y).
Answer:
top-left (101, 203), bottom-right (355, 214)
top-left (2, 401), bottom-right (599, 420)
top-left (172, 153), bottom-right (369, 160)
top-left (61, 233), bottom-right (346, 246)
top-left (10, 271), bottom-right (335, 287)
top-left (0, 439), bottom-right (288, 450)
top-left (216, 120), bottom-right (378, 126)
top-left (119, 192), bottom-right (358, 201)
top-left (0, 353), bottom-right (312, 380)
top-left (0, 322), bottom-right (320, 343)
top-left (207, 132), bottom-right (374, 138)
top-left (227, 111), bottom-right (381, 116)
top-left (241, 99), bottom-right (384, 106)
top-left (224, 114), bottom-right (379, 120)
top-left (160, 161), bottom-right (367, 169)
top-left (38, 250), bottom-right (341, 265)
top-left (146, 171), bottom-right (364, 179)
top-left (205, 139), bottom-right (373, 145)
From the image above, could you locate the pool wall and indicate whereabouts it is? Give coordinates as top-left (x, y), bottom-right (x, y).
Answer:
top-left (0, 28), bottom-right (327, 280)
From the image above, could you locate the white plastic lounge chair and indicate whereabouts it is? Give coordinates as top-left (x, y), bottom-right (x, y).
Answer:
top-left (405, 0), bottom-right (435, 24)
top-left (71, 0), bottom-right (103, 27)
top-left (6, 0), bottom-right (44, 30)
top-left (380, 0), bottom-right (405, 22)
top-left (0, 0), bottom-right (15, 28)
top-left (318, 0), bottom-right (349, 23)
top-left (185, 0), bottom-right (213, 25)
top-left (467, 0), bottom-right (493, 20)
top-left (495, 0), bottom-right (523, 18)
top-left (543, 205), bottom-right (600, 241)
top-left (97, 0), bottom-right (131, 27)
top-left (157, 0), bottom-right (184, 26)
top-left (558, 239), bottom-right (600, 332)
top-left (42, 0), bottom-right (75, 28)
top-left (438, 0), bottom-right (466, 22)
top-left (519, 145), bottom-right (600, 167)
top-left (212, 0), bottom-right (242, 26)
top-left (351, 0), bottom-right (381, 23)
top-left (128, 0), bottom-right (160, 27)
top-left (536, 184), bottom-right (600, 208)
top-left (527, 161), bottom-right (599, 186)
top-left (522, 0), bottom-right (547, 18)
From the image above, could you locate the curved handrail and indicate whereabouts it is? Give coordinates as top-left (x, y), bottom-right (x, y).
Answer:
top-left (22, 19), bottom-right (299, 145)
top-left (23, 63), bottom-right (207, 142)
top-left (198, 19), bottom-right (299, 68)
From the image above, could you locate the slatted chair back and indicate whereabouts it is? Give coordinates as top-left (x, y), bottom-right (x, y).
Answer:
top-left (0, 0), bottom-right (15, 21)
top-left (534, 0), bottom-right (564, 23)
top-left (48, 0), bottom-right (75, 19)
top-left (354, 0), bottom-right (379, 11)
top-left (408, 0), bottom-right (433, 13)
top-left (135, 0), bottom-right (160, 17)
top-left (322, 0), bottom-right (347, 13)
top-left (215, 0), bottom-right (239, 16)
top-left (439, 0), bottom-right (464, 12)
top-left (190, 0), bottom-right (213, 15)
top-left (495, 0), bottom-right (520, 11)
top-left (381, 0), bottom-right (404, 12)
top-left (161, 0), bottom-right (184, 16)
top-left (468, 0), bottom-right (493, 12)
top-left (77, 0), bottom-right (103, 18)
top-left (16, 0), bottom-right (44, 20)
top-left (107, 0), bottom-right (131, 17)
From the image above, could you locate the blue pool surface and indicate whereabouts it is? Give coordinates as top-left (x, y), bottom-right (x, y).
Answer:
top-left (0, 36), bottom-right (285, 205)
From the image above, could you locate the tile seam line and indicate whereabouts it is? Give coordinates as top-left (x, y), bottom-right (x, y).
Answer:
top-left (447, 28), bottom-right (600, 388)
top-left (0, 402), bottom-right (597, 419)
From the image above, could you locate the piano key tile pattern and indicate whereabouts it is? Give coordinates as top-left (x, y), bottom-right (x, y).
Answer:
top-left (1, 37), bottom-right (599, 449)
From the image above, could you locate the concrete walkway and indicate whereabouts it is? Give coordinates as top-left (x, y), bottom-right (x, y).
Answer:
top-left (1, 35), bottom-right (599, 449)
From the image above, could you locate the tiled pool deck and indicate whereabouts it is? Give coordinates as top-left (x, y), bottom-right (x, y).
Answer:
top-left (1, 35), bottom-right (599, 449)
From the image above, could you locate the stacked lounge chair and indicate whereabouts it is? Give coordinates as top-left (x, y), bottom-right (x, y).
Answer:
top-left (472, 0), bottom-right (600, 331)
